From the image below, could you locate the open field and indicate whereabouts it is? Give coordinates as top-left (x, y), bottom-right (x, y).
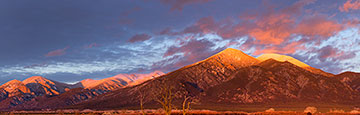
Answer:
top-left (1, 109), bottom-right (360, 115)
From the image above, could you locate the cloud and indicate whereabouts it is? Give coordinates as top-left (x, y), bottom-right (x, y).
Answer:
top-left (315, 45), bottom-right (357, 62)
top-left (1, 61), bottom-right (139, 75)
top-left (317, 45), bottom-right (340, 59)
top-left (84, 43), bottom-right (99, 49)
top-left (253, 42), bottom-right (305, 55)
top-left (160, 0), bottom-right (212, 11)
top-left (1, 37), bottom-right (172, 76)
top-left (127, 33), bottom-right (152, 43)
top-left (23, 62), bottom-right (48, 69)
top-left (339, 0), bottom-right (360, 12)
top-left (296, 15), bottom-right (343, 39)
top-left (158, 38), bottom-right (223, 71)
top-left (45, 47), bottom-right (69, 57)
top-left (182, 16), bottom-right (219, 35)
top-left (160, 0), bottom-right (350, 56)
top-left (151, 0), bottom-right (360, 75)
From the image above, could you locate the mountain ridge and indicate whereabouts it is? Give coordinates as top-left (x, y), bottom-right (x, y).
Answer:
top-left (0, 48), bottom-right (359, 111)
top-left (0, 71), bottom-right (164, 110)
top-left (68, 48), bottom-right (360, 110)
top-left (257, 53), bottom-right (334, 77)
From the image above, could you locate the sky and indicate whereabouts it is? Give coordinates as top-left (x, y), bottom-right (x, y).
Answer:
top-left (0, 0), bottom-right (360, 84)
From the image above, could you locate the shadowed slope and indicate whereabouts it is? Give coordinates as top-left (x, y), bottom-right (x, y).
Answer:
top-left (336, 71), bottom-right (360, 92)
top-left (203, 59), bottom-right (357, 104)
top-left (257, 53), bottom-right (333, 77)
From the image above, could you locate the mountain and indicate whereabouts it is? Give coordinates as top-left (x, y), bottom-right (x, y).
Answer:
top-left (22, 76), bottom-right (72, 95)
top-left (257, 53), bottom-right (333, 77)
top-left (0, 76), bottom-right (75, 109)
top-left (69, 48), bottom-right (264, 109)
top-left (0, 79), bottom-right (32, 107)
top-left (0, 80), bottom-right (31, 98)
top-left (2, 71), bottom-right (164, 110)
top-left (336, 71), bottom-right (360, 92)
top-left (203, 59), bottom-right (356, 104)
top-left (76, 71), bottom-right (164, 91)
top-left (1, 48), bottom-right (359, 111)
top-left (13, 88), bottom-right (105, 110)
top-left (257, 53), bottom-right (309, 67)
top-left (69, 48), bottom-right (359, 110)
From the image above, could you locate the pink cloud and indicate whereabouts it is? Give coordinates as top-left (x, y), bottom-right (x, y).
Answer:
top-left (182, 16), bottom-right (219, 35)
top-left (296, 15), bottom-right (343, 38)
top-left (160, 0), bottom-right (212, 11)
top-left (252, 42), bottom-right (305, 55)
top-left (160, 0), bottom-right (348, 56)
top-left (155, 0), bottom-right (356, 73)
top-left (84, 43), bottom-right (99, 49)
top-left (45, 47), bottom-right (69, 57)
top-left (128, 34), bottom-right (152, 43)
top-left (339, 0), bottom-right (360, 12)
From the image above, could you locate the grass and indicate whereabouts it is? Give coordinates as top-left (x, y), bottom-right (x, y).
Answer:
top-left (1, 109), bottom-right (359, 115)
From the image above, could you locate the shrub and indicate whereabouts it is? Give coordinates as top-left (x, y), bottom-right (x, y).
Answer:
top-left (350, 110), bottom-right (360, 113)
top-left (304, 106), bottom-right (317, 114)
top-left (330, 109), bottom-right (345, 113)
top-left (265, 108), bottom-right (275, 112)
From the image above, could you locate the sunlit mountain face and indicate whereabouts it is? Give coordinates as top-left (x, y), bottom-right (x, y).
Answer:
top-left (0, 0), bottom-right (360, 114)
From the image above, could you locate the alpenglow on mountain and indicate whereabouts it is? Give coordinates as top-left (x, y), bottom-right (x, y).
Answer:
top-left (0, 48), bottom-right (359, 111)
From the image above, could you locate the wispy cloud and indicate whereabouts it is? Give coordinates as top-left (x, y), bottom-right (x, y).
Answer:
top-left (339, 0), bottom-right (360, 12)
top-left (128, 33), bottom-right (152, 43)
top-left (45, 47), bottom-right (69, 57)
top-left (160, 0), bottom-right (212, 11)
top-left (84, 43), bottom-right (99, 49)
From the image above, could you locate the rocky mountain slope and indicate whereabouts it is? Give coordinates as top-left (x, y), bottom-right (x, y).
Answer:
top-left (0, 71), bottom-right (164, 110)
top-left (77, 71), bottom-right (164, 91)
top-left (336, 72), bottom-right (360, 92)
top-left (203, 59), bottom-right (356, 104)
top-left (0, 76), bottom-right (74, 109)
top-left (257, 53), bottom-right (334, 77)
top-left (12, 88), bottom-right (105, 110)
top-left (70, 48), bottom-right (359, 110)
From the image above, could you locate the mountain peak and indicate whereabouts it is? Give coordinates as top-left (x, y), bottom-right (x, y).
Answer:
top-left (80, 79), bottom-right (98, 88)
top-left (191, 48), bottom-right (259, 68)
top-left (216, 48), bottom-right (247, 55)
top-left (22, 76), bottom-right (52, 84)
top-left (257, 53), bottom-right (309, 68)
top-left (1, 79), bottom-right (23, 86)
top-left (0, 79), bottom-right (31, 97)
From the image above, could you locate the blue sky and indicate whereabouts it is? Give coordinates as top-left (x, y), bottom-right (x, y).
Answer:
top-left (0, 0), bottom-right (359, 84)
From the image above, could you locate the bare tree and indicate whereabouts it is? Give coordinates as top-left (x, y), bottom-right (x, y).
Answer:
top-left (180, 83), bottom-right (192, 115)
top-left (153, 84), bottom-right (174, 115)
top-left (138, 90), bottom-right (146, 115)
top-left (182, 95), bottom-right (191, 115)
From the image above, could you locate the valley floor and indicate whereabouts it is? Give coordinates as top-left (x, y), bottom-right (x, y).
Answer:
top-left (0, 109), bottom-right (359, 115)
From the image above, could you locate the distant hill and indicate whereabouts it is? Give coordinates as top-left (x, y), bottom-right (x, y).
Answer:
top-left (0, 71), bottom-right (163, 110)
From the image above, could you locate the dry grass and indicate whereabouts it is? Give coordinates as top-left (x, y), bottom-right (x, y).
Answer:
top-left (1, 109), bottom-right (360, 115)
